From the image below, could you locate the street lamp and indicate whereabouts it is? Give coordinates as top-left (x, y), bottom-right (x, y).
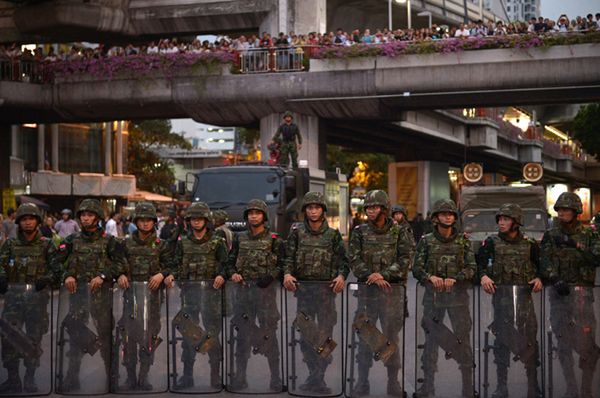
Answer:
top-left (389, 0), bottom-right (411, 31)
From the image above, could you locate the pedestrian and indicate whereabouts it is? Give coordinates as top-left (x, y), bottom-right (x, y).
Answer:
top-left (2, 208), bottom-right (17, 241)
top-left (105, 211), bottom-right (120, 237)
top-left (272, 111), bottom-right (302, 169)
top-left (283, 192), bottom-right (348, 394)
top-left (54, 209), bottom-right (80, 238)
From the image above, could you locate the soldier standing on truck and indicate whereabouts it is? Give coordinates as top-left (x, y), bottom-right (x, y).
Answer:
top-left (412, 199), bottom-right (476, 398)
top-left (541, 192), bottom-right (600, 398)
top-left (476, 203), bottom-right (543, 398)
top-left (283, 191), bottom-right (349, 394)
top-left (272, 111), bottom-right (302, 169)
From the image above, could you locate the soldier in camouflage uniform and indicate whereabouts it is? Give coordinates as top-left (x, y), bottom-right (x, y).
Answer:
top-left (477, 204), bottom-right (543, 398)
top-left (541, 192), bottom-right (600, 398)
top-left (0, 204), bottom-right (62, 393)
top-left (115, 202), bottom-right (174, 391)
top-left (349, 190), bottom-right (411, 397)
top-left (213, 209), bottom-right (233, 251)
top-left (273, 111), bottom-right (302, 169)
top-left (172, 202), bottom-right (227, 390)
top-left (283, 191), bottom-right (349, 394)
top-left (227, 199), bottom-right (284, 391)
top-left (391, 204), bottom-right (416, 268)
top-left (58, 199), bottom-right (125, 392)
top-left (412, 199), bottom-right (476, 398)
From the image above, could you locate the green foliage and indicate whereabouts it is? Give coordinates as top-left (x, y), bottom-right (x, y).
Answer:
top-left (128, 120), bottom-right (192, 196)
top-left (326, 145), bottom-right (393, 191)
top-left (238, 127), bottom-right (260, 147)
top-left (572, 103), bottom-right (600, 158)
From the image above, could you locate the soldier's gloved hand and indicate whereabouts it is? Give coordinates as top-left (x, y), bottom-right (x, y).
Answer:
top-left (256, 275), bottom-right (274, 288)
top-left (0, 277), bottom-right (8, 294)
top-left (553, 280), bottom-right (570, 296)
top-left (35, 276), bottom-right (52, 292)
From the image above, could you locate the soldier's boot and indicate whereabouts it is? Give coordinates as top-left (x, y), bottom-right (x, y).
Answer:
top-left (0, 363), bottom-right (22, 394)
top-left (230, 358), bottom-right (248, 390)
top-left (311, 364), bottom-right (332, 395)
top-left (580, 367), bottom-right (595, 398)
top-left (138, 363), bottom-right (153, 391)
top-left (176, 362), bottom-right (194, 389)
top-left (121, 367), bottom-right (137, 391)
top-left (526, 367), bottom-right (542, 398)
top-left (491, 366), bottom-right (508, 398)
top-left (268, 355), bottom-right (282, 391)
top-left (210, 362), bottom-right (221, 389)
top-left (299, 371), bottom-right (316, 392)
top-left (352, 364), bottom-right (370, 397)
top-left (461, 367), bottom-right (474, 397)
top-left (23, 367), bottom-right (38, 393)
top-left (561, 365), bottom-right (578, 398)
top-left (387, 366), bottom-right (403, 397)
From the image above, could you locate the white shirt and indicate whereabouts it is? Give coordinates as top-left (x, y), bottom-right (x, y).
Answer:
top-left (105, 218), bottom-right (118, 237)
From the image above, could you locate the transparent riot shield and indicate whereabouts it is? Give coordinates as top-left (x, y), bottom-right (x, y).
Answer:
top-left (225, 281), bottom-right (283, 394)
top-left (477, 285), bottom-right (543, 398)
top-left (167, 280), bottom-right (224, 393)
top-left (544, 285), bottom-right (600, 398)
top-left (415, 282), bottom-right (475, 398)
top-left (0, 284), bottom-right (52, 396)
top-left (285, 281), bottom-right (343, 397)
top-left (345, 282), bottom-right (406, 398)
top-left (112, 281), bottom-right (167, 394)
top-left (55, 283), bottom-right (112, 395)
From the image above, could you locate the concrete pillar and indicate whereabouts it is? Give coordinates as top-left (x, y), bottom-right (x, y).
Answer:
top-left (261, 0), bottom-right (327, 36)
top-left (11, 125), bottom-right (19, 158)
top-left (260, 112), bottom-right (325, 169)
top-left (116, 121), bottom-right (123, 174)
top-left (104, 122), bottom-right (112, 176)
top-left (37, 124), bottom-right (45, 171)
top-left (51, 124), bottom-right (59, 172)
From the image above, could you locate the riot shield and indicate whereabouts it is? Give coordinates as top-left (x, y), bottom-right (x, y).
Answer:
top-left (345, 282), bottom-right (406, 398)
top-left (477, 285), bottom-right (542, 398)
top-left (414, 282), bottom-right (475, 398)
top-left (544, 285), bottom-right (600, 398)
top-left (285, 281), bottom-right (343, 397)
top-left (112, 281), bottom-right (167, 394)
top-left (0, 284), bottom-right (52, 396)
top-left (55, 283), bottom-right (112, 395)
top-left (167, 280), bottom-right (224, 393)
top-left (225, 281), bottom-right (283, 394)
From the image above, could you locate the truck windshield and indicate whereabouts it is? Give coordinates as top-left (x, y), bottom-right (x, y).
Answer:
top-left (194, 172), bottom-right (281, 205)
top-left (462, 210), bottom-right (547, 233)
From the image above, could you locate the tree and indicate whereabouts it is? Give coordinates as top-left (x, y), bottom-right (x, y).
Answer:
top-left (326, 145), bottom-right (393, 192)
top-left (128, 120), bottom-right (192, 196)
top-left (572, 103), bottom-right (600, 158)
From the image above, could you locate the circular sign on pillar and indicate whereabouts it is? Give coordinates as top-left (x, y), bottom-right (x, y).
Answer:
top-left (463, 163), bottom-right (483, 183)
top-left (523, 162), bottom-right (543, 182)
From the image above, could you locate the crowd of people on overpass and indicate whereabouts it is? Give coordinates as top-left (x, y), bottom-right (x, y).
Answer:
top-left (0, 11), bottom-right (598, 66)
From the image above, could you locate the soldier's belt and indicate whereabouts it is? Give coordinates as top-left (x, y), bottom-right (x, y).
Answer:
top-left (0, 318), bottom-right (43, 360)
top-left (173, 310), bottom-right (217, 354)
top-left (352, 312), bottom-right (397, 364)
top-left (294, 311), bottom-right (337, 358)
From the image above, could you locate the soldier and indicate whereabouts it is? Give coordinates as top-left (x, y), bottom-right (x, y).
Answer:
top-left (115, 202), bottom-right (174, 391)
top-left (227, 199), bottom-right (284, 391)
top-left (349, 190), bottom-right (411, 397)
top-left (541, 192), bottom-right (600, 398)
top-left (58, 199), bottom-right (125, 392)
top-left (283, 191), bottom-right (349, 394)
top-left (173, 202), bottom-right (227, 390)
top-left (412, 199), bottom-right (476, 398)
top-left (0, 204), bottom-right (62, 393)
top-left (272, 111), bottom-right (302, 169)
top-left (391, 204), bottom-right (416, 268)
top-left (477, 204), bottom-right (543, 398)
top-left (213, 209), bottom-right (233, 251)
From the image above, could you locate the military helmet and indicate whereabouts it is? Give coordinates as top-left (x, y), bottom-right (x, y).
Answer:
top-left (391, 204), bottom-right (407, 217)
top-left (212, 209), bottom-right (229, 224)
top-left (363, 190), bottom-right (390, 210)
top-left (15, 203), bottom-right (42, 224)
top-left (553, 192), bottom-right (583, 214)
top-left (496, 203), bottom-right (523, 226)
top-left (186, 202), bottom-right (212, 221)
top-left (133, 201), bottom-right (157, 223)
top-left (431, 199), bottom-right (458, 218)
top-left (76, 199), bottom-right (104, 219)
top-left (283, 110), bottom-right (293, 119)
top-left (301, 191), bottom-right (327, 212)
top-left (243, 199), bottom-right (269, 222)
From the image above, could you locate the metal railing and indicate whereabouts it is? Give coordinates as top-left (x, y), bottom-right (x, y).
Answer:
top-left (238, 46), bottom-right (311, 73)
top-left (0, 57), bottom-right (47, 83)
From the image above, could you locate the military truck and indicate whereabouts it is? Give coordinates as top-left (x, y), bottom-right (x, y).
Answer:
top-left (460, 185), bottom-right (548, 245)
top-left (191, 165), bottom-right (349, 238)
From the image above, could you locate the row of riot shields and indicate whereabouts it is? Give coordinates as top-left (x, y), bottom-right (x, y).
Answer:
top-left (1, 282), bottom-right (599, 397)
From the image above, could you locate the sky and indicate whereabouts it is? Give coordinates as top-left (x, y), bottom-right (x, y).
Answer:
top-left (540, 0), bottom-right (598, 19)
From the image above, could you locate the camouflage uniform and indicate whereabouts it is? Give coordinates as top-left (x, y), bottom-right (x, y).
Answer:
top-left (476, 204), bottom-right (542, 398)
top-left (117, 202), bottom-right (173, 391)
top-left (541, 192), bottom-right (600, 398)
top-left (273, 111), bottom-right (302, 169)
top-left (213, 209), bottom-right (233, 251)
top-left (412, 199), bottom-right (476, 397)
top-left (284, 192), bottom-right (349, 393)
top-left (226, 199), bottom-right (284, 391)
top-left (173, 202), bottom-right (228, 389)
top-left (55, 199), bottom-right (125, 392)
top-left (0, 204), bottom-right (61, 394)
top-left (349, 190), bottom-right (411, 396)
top-left (391, 204), bottom-right (416, 267)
